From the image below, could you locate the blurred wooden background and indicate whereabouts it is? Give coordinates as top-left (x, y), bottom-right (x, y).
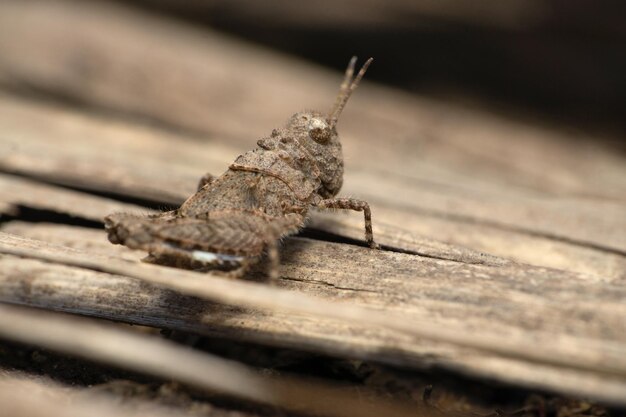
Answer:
top-left (129, 0), bottom-right (626, 141)
top-left (0, 1), bottom-right (625, 416)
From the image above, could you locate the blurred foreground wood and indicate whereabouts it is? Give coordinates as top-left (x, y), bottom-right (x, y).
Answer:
top-left (0, 304), bottom-right (421, 417)
top-left (0, 0), bottom-right (625, 411)
top-left (0, 372), bottom-right (198, 417)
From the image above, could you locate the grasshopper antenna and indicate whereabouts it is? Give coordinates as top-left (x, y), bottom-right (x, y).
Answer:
top-left (328, 56), bottom-right (373, 129)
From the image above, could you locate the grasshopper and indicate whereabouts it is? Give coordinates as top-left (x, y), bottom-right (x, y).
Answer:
top-left (105, 57), bottom-right (378, 279)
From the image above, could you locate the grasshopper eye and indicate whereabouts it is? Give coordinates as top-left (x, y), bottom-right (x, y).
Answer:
top-left (307, 118), bottom-right (331, 144)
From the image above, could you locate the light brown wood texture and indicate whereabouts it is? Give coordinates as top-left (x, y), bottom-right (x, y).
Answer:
top-left (0, 372), bottom-right (201, 417)
top-left (0, 0), bottom-right (625, 279)
top-left (0, 0), bottom-right (625, 408)
top-left (0, 174), bottom-right (153, 222)
top-left (1, 94), bottom-right (624, 280)
top-left (0, 304), bottom-right (420, 417)
top-left (1, 229), bottom-right (626, 405)
top-left (2, 1), bottom-right (625, 201)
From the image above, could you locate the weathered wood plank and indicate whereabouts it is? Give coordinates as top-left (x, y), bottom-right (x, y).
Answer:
top-left (0, 0), bottom-right (625, 405)
top-left (0, 94), bottom-right (624, 279)
top-left (0, 173), bottom-right (500, 266)
top-left (0, 305), bottom-right (420, 417)
top-left (1, 229), bottom-right (625, 404)
top-left (1, 0), bottom-right (625, 204)
top-left (342, 165), bottom-right (626, 255)
top-left (0, 174), bottom-right (152, 222)
top-left (0, 94), bottom-right (220, 204)
top-left (2, 222), bottom-right (144, 262)
top-left (311, 210), bottom-right (626, 282)
top-left (0, 373), bottom-right (202, 417)
top-left (0, 201), bottom-right (17, 217)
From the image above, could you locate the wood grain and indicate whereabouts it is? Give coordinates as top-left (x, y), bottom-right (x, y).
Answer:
top-left (0, 373), bottom-right (200, 417)
top-left (1, 1), bottom-right (624, 203)
top-left (0, 1), bottom-right (624, 276)
top-left (1, 229), bottom-right (625, 404)
top-left (0, 305), bottom-right (420, 417)
top-left (0, 94), bottom-right (624, 280)
top-left (0, 0), bottom-right (624, 408)
top-left (0, 174), bottom-right (153, 222)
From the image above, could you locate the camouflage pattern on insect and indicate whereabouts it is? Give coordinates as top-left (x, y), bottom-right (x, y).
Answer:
top-left (105, 57), bottom-right (379, 279)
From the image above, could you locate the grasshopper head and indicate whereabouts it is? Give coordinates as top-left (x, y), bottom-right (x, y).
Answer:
top-left (286, 57), bottom-right (372, 198)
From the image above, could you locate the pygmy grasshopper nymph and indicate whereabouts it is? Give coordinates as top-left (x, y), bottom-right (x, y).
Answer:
top-left (105, 57), bottom-right (378, 279)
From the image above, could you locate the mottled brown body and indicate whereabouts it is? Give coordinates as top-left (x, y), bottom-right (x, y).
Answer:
top-left (105, 57), bottom-right (378, 279)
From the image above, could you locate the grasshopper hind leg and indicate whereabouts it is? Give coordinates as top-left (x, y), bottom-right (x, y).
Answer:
top-left (143, 245), bottom-right (257, 279)
top-left (105, 210), bottom-right (304, 280)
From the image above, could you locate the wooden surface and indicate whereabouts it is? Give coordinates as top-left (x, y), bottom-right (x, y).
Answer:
top-left (0, 372), bottom-right (199, 417)
top-left (0, 303), bottom-right (422, 417)
top-left (0, 0), bottom-right (625, 409)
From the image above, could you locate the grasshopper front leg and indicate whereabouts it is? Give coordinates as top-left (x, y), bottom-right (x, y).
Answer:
top-left (315, 198), bottom-right (380, 249)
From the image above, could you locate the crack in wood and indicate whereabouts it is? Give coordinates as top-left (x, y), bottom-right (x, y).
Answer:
top-left (279, 276), bottom-right (378, 294)
top-left (0, 173), bottom-right (500, 267)
top-left (377, 201), bottom-right (626, 257)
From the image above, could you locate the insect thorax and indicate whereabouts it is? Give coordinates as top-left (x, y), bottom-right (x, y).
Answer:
top-left (179, 170), bottom-right (306, 218)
